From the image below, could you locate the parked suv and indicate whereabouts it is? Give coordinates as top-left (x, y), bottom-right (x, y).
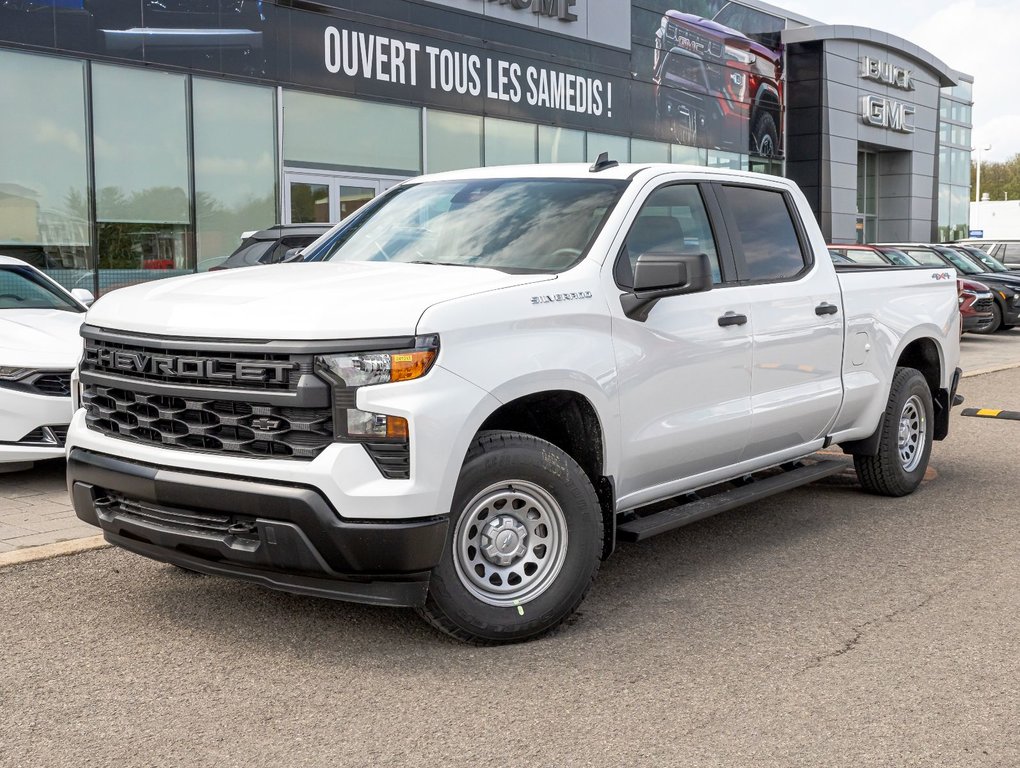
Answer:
top-left (209, 224), bottom-right (331, 271)
top-left (653, 3), bottom-right (783, 157)
top-left (956, 240), bottom-right (1020, 270)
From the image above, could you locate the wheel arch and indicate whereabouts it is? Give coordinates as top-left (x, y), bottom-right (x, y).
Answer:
top-left (472, 387), bottom-right (617, 559)
top-left (843, 334), bottom-right (947, 456)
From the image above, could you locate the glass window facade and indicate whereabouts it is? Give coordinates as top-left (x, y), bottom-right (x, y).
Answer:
top-left (484, 118), bottom-right (537, 166)
top-left (193, 78), bottom-right (277, 271)
top-left (284, 91), bottom-right (421, 174)
top-left (586, 133), bottom-right (630, 163)
top-left (856, 151), bottom-right (878, 244)
top-left (937, 79), bottom-right (973, 241)
top-left (92, 64), bottom-right (191, 292)
top-left (426, 110), bottom-right (482, 173)
top-left (538, 126), bottom-right (585, 163)
top-left (0, 50), bottom-right (89, 291)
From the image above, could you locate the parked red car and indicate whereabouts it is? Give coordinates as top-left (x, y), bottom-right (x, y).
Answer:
top-left (959, 278), bottom-right (995, 335)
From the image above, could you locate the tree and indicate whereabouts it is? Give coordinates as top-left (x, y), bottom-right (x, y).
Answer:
top-left (971, 154), bottom-right (1020, 202)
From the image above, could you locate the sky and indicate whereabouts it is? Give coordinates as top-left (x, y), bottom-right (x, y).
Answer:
top-left (776, 0), bottom-right (1017, 162)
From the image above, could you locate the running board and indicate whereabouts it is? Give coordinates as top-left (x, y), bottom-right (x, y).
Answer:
top-left (616, 459), bottom-right (847, 543)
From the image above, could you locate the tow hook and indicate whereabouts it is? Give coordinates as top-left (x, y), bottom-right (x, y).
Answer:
top-left (227, 520), bottom-right (259, 536)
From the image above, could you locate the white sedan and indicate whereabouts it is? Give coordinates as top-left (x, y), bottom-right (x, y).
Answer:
top-left (0, 255), bottom-right (93, 470)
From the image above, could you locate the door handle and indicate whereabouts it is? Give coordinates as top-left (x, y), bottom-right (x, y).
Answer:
top-left (815, 302), bottom-right (839, 316)
top-left (718, 311), bottom-right (748, 327)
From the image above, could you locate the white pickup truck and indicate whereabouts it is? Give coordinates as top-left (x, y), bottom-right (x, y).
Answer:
top-left (67, 161), bottom-right (961, 643)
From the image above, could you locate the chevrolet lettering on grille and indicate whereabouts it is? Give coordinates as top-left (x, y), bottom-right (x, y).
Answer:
top-left (89, 348), bottom-right (295, 384)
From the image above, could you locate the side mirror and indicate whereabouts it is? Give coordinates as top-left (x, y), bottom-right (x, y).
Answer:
top-left (71, 288), bottom-right (95, 307)
top-left (621, 252), bottom-right (712, 321)
top-left (280, 247), bottom-right (303, 264)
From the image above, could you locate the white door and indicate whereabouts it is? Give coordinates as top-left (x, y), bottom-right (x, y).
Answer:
top-left (283, 172), bottom-right (404, 225)
top-left (713, 182), bottom-right (844, 459)
top-left (611, 182), bottom-right (753, 507)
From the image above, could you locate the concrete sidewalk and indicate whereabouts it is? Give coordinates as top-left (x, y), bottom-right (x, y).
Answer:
top-left (3, 331), bottom-right (1020, 562)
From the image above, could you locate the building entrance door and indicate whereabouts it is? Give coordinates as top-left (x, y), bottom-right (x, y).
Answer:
top-left (283, 171), bottom-right (404, 225)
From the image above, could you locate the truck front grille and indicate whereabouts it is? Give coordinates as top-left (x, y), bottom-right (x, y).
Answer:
top-left (974, 297), bottom-right (994, 313)
top-left (82, 337), bottom-right (301, 391)
top-left (83, 385), bottom-right (333, 459)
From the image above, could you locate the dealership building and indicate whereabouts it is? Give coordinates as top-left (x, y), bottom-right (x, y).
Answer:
top-left (0, 0), bottom-right (973, 294)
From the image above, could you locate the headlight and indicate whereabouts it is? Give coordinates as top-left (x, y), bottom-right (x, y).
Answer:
top-left (0, 367), bottom-right (30, 380)
top-left (315, 335), bottom-right (438, 388)
top-left (315, 335), bottom-right (439, 441)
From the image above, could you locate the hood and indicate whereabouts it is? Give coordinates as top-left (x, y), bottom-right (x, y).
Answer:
top-left (0, 309), bottom-right (85, 369)
top-left (975, 271), bottom-right (1020, 289)
top-left (85, 261), bottom-right (554, 340)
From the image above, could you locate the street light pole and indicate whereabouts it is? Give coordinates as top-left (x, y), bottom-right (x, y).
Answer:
top-left (973, 143), bottom-right (992, 202)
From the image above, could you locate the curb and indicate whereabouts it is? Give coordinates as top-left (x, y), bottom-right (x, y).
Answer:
top-left (962, 361), bottom-right (1020, 378)
top-left (0, 535), bottom-right (109, 569)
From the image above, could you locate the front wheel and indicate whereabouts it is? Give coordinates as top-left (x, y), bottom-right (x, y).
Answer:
top-left (418, 431), bottom-right (603, 644)
top-left (854, 367), bottom-right (934, 497)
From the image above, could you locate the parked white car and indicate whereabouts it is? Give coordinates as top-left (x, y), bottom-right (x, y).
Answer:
top-left (0, 255), bottom-right (92, 470)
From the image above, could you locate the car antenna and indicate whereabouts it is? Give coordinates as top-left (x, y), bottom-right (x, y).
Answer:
top-left (589, 151), bottom-right (618, 172)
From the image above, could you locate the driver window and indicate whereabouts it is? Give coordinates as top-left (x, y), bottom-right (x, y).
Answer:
top-left (616, 184), bottom-right (721, 289)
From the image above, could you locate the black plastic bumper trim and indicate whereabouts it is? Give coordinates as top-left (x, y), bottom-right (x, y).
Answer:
top-left (67, 448), bottom-right (447, 606)
top-left (105, 532), bottom-right (430, 607)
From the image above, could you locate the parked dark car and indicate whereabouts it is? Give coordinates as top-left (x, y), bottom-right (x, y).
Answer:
top-left (209, 224), bottom-right (331, 271)
top-left (956, 239), bottom-right (1020, 269)
top-left (879, 243), bottom-right (1020, 333)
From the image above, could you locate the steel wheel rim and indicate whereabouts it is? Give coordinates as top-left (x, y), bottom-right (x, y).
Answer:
top-left (898, 394), bottom-right (927, 472)
top-left (453, 480), bottom-right (568, 607)
top-left (759, 132), bottom-right (774, 157)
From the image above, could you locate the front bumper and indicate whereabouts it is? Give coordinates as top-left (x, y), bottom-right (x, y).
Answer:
top-left (68, 448), bottom-right (449, 607)
top-left (0, 386), bottom-right (71, 463)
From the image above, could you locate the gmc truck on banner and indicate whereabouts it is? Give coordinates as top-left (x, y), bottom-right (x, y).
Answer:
top-left (66, 161), bottom-right (961, 644)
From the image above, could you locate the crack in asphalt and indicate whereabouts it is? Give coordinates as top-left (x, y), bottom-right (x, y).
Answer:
top-left (796, 584), bottom-right (955, 676)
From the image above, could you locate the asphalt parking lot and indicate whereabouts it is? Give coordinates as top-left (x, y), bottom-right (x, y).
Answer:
top-left (2, 343), bottom-right (1020, 766)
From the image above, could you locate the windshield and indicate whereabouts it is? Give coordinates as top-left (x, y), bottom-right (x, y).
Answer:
top-left (935, 247), bottom-right (982, 274)
top-left (876, 248), bottom-right (917, 266)
top-left (318, 178), bottom-right (627, 273)
top-left (902, 248), bottom-right (949, 268)
top-left (0, 266), bottom-right (82, 311)
top-left (959, 245), bottom-right (1008, 272)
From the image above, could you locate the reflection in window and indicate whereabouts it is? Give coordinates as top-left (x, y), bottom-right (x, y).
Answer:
top-left (620, 184), bottom-right (722, 287)
top-left (671, 144), bottom-right (707, 165)
top-left (539, 126), bottom-right (585, 163)
top-left (484, 118), bottom-right (537, 166)
top-left (284, 90), bottom-right (420, 174)
top-left (586, 133), bottom-right (630, 163)
top-left (426, 110), bottom-right (482, 173)
top-left (722, 185), bottom-right (806, 281)
top-left (93, 64), bottom-right (192, 293)
top-left (630, 139), bottom-right (670, 163)
top-left (193, 78), bottom-right (276, 271)
top-left (0, 50), bottom-right (90, 292)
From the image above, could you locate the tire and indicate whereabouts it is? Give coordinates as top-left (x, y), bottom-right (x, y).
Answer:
top-left (418, 431), bottom-right (603, 645)
top-left (974, 302), bottom-right (1002, 334)
top-left (751, 111), bottom-right (779, 158)
top-left (854, 367), bottom-right (934, 497)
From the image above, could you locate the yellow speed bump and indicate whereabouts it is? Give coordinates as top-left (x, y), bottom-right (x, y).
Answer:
top-left (961, 408), bottom-right (1020, 421)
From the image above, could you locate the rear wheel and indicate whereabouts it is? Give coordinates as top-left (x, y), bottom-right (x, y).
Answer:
top-left (854, 367), bottom-right (934, 497)
top-left (418, 431), bottom-right (603, 644)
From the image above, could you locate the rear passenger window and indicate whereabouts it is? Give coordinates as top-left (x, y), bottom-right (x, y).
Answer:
top-left (720, 185), bottom-right (808, 281)
top-left (1002, 244), bottom-right (1020, 264)
top-left (616, 184), bottom-right (721, 289)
